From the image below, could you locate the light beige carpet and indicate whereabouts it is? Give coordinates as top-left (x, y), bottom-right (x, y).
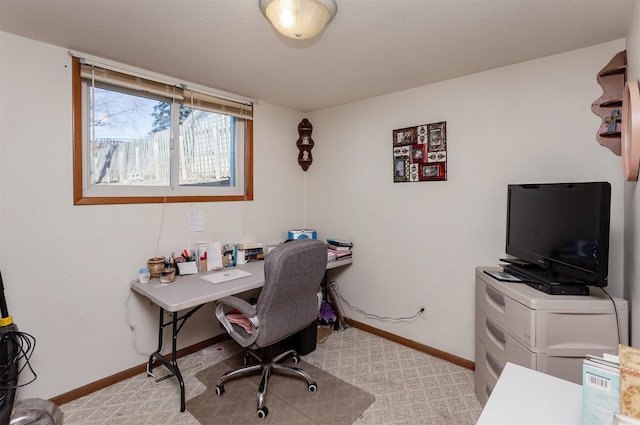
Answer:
top-left (186, 354), bottom-right (375, 425)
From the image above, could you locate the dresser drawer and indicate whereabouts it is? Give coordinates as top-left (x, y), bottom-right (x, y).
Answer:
top-left (475, 276), bottom-right (536, 347)
top-left (474, 363), bottom-right (493, 408)
top-left (536, 354), bottom-right (585, 385)
top-left (475, 337), bottom-right (503, 389)
top-left (536, 310), bottom-right (627, 355)
top-left (475, 334), bottom-right (537, 407)
top-left (475, 309), bottom-right (536, 369)
top-left (476, 329), bottom-right (583, 386)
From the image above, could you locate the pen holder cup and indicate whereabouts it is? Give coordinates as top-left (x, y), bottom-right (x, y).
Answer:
top-left (147, 257), bottom-right (165, 278)
top-left (160, 267), bottom-right (176, 283)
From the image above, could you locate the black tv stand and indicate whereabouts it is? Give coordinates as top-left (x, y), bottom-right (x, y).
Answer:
top-left (503, 265), bottom-right (589, 295)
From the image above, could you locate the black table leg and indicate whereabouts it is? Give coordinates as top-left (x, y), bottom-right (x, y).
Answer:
top-left (146, 305), bottom-right (204, 412)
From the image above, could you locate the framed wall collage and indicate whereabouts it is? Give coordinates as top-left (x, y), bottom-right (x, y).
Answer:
top-left (393, 121), bottom-right (447, 183)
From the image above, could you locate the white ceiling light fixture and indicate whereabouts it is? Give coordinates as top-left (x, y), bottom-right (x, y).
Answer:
top-left (259, 0), bottom-right (337, 40)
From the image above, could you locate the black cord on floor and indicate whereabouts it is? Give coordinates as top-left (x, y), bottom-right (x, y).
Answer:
top-left (327, 280), bottom-right (423, 321)
top-left (0, 330), bottom-right (37, 407)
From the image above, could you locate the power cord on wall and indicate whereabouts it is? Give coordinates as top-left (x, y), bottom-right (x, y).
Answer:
top-left (327, 280), bottom-right (424, 322)
top-left (126, 279), bottom-right (154, 356)
top-left (153, 197), bottom-right (168, 258)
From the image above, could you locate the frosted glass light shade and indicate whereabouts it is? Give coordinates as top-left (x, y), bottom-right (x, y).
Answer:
top-left (259, 0), bottom-right (337, 40)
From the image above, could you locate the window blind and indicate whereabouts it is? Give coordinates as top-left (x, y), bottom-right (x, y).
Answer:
top-left (77, 58), bottom-right (253, 120)
top-left (182, 89), bottom-right (253, 120)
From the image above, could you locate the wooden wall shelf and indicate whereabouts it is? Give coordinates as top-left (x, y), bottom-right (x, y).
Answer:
top-left (592, 51), bottom-right (627, 156)
top-left (296, 118), bottom-right (314, 171)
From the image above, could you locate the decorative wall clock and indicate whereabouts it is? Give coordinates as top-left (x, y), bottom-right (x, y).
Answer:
top-left (622, 80), bottom-right (640, 181)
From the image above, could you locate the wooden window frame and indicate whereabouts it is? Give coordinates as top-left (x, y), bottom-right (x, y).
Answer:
top-left (71, 57), bottom-right (253, 205)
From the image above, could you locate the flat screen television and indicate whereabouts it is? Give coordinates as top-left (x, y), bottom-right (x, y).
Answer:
top-left (503, 182), bottom-right (611, 293)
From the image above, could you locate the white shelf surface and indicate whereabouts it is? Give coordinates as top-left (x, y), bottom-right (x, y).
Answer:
top-left (476, 362), bottom-right (582, 425)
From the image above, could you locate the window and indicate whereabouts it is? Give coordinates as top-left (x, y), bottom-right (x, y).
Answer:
top-left (72, 56), bottom-right (253, 205)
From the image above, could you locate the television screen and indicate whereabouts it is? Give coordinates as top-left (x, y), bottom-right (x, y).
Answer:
top-left (505, 182), bottom-right (611, 288)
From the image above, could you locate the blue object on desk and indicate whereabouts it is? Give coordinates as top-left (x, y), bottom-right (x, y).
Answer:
top-left (288, 229), bottom-right (317, 240)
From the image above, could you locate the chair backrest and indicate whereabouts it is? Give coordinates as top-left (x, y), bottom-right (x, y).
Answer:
top-left (254, 239), bottom-right (327, 347)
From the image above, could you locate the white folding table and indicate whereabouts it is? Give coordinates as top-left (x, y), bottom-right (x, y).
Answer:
top-left (131, 257), bottom-right (352, 411)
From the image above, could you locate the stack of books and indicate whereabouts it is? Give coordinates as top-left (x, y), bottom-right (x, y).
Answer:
top-left (582, 345), bottom-right (640, 425)
top-left (237, 242), bottom-right (264, 262)
top-left (326, 238), bottom-right (353, 262)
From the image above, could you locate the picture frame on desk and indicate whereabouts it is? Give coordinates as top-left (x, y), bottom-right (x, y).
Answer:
top-left (177, 261), bottom-right (198, 275)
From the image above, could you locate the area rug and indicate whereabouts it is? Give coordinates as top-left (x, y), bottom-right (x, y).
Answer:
top-left (186, 354), bottom-right (375, 425)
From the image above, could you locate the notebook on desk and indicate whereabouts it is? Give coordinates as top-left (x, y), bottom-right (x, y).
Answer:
top-left (200, 268), bottom-right (252, 285)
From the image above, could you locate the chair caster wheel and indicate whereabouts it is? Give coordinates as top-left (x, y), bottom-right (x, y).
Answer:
top-left (215, 385), bottom-right (225, 396)
top-left (257, 406), bottom-right (269, 419)
top-left (243, 353), bottom-right (252, 365)
top-left (292, 354), bottom-right (300, 364)
top-left (308, 382), bottom-right (318, 392)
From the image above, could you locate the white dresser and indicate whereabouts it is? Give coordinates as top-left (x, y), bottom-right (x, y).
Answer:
top-left (474, 266), bottom-right (628, 407)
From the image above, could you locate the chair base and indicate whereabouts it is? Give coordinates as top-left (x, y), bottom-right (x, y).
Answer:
top-left (215, 348), bottom-right (317, 419)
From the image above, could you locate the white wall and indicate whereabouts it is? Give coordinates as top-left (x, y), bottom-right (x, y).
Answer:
top-left (624, 0), bottom-right (640, 347)
top-left (0, 32), bottom-right (306, 399)
top-left (306, 40), bottom-right (627, 360)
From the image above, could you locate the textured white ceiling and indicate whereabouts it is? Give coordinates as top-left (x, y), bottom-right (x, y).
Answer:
top-left (0, 0), bottom-right (634, 112)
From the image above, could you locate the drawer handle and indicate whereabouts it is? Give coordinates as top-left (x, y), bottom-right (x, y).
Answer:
top-left (485, 285), bottom-right (505, 306)
top-left (486, 351), bottom-right (504, 377)
top-left (486, 319), bottom-right (506, 344)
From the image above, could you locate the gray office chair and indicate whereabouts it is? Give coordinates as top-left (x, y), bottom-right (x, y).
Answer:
top-left (213, 239), bottom-right (327, 419)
